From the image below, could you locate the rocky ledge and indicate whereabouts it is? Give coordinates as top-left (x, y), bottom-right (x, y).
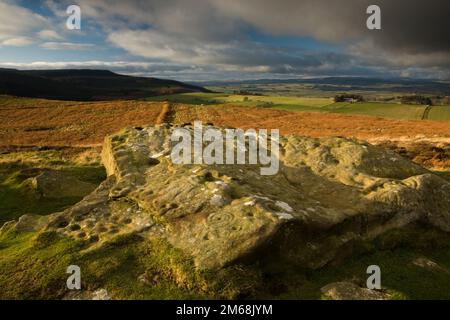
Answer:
top-left (8, 124), bottom-right (450, 271)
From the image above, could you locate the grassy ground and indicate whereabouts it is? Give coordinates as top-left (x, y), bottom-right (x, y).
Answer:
top-left (0, 226), bottom-right (260, 300)
top-left (0, 148), bottom-right (105, 225)
top-left (428, 106), bottom-right (450, 121)
top-left (435, 171), bottom-right (450, 181)
top-left (2, 221), bottom-right (450, 300)
top-left (261, 226), bottom-right (450, 300)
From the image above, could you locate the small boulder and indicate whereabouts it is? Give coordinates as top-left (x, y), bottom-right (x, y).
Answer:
top-left (31, 170), bottom-right (97, 199)
top-left (15, 214), bottom-right (51, 232)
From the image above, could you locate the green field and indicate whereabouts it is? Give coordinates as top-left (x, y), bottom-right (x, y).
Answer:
top-left (146, 92), bottom-right (450, 121)
top-left (428, 106), bottom-right (450, 121)
top-left (319, 102), bottom-right (427, 120)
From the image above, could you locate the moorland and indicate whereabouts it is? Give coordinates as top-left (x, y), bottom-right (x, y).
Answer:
top-left (1, 72), bottom-right (449, 300)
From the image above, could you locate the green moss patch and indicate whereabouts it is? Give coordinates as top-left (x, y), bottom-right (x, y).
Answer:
top-left (0, 157), bottom-right (106, 225)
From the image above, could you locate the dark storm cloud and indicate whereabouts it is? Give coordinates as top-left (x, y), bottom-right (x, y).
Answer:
top-left (236, 0), bottom-right (450, 52)
top-left (213, 0), bottom-right (450, 66)
top-left (371, 0), bottom-right (450, 54)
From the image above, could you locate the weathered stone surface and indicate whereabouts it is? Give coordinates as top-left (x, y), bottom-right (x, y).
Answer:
top-left (31, 170), bottom-right (97, 199)
top-left (412, 257), bottom-right (450, 275)
top-left (14, 214), bottom-right (51, 232)
top-left (45, 176), bottom-right (158, 245)
top-left (63, 288), bottom-right (112, 300)
top-left (321, 282), bottom-right (390, 300)
top-left (16, 124), bottom-right (449, 270)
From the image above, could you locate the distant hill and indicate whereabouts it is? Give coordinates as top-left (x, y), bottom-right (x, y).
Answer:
top-left (0, 68), bottom-right (208, 101)
top-left (199, 77), bottom-right (450, 95)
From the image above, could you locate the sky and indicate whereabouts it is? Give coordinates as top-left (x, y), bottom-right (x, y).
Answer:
top-left (0, 0), bottom-right (449, 81)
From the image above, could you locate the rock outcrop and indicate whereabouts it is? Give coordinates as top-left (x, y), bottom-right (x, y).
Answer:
top-left (20, 124), bottom-right (450, 270)
top-left (321, 282), bottom-right (391, 300)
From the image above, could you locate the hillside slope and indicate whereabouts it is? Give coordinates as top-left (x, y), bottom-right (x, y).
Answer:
top-left (0, 68), bottom-right (208, 101)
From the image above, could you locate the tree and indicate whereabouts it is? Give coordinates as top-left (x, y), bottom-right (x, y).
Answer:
top-left (334, 94), bottom-right (364, 103)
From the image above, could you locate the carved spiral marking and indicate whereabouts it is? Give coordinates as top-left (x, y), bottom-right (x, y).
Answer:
top-left (206, 211), bottom-right (235, 228)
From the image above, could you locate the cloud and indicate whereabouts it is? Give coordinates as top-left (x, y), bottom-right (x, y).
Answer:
top-left (0, 60), bottom-right (217, 81)
top-left (0, 2), bottom-right (47, 34)
top-left (1, 37), bottom-right (34, 46)
top-left (3, 0), bottom-right (448, 79)
top-left (40, 42), bottom-right (95, 50)
top-left (56, 0), bottom-right (448, 77)
top-left (38, 30), bottom-right (63, 40)
top-left (107, 28), bottom-right (359, 75)
top-left (0, 60), bottom-right (197, 72)
top-left (212, 0), bottom-right (450, 61)
top-left (0, 1), bottom-right (65, 49)
top-left (0, 58), bottom-right (389, 82)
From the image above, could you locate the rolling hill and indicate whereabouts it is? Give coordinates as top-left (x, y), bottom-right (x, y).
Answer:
top-left (0, 68), bottom-right (208, 101)
top-left (200, 77), bottom-right (450, 100)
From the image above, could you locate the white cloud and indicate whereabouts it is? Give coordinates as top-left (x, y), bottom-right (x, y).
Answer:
top-left (0, 2), bottom-right (47, 41)
top-left (1, 37), bottom-right (34, 46)
top-left (107, 29), bottom-right (230, 64)
top-left (40, 42), bottom-right (95, 50)
top-left (0, 1), bottom-right (64, 48)
top-left (0, 60), bottom-right (194, 72)
top-left (38, 30), bottom-right (63, 40)
top-left (0, 60), bottom-right (209, 80)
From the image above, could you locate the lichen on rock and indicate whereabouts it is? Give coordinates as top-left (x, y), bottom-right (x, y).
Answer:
top-left (10, 123), bottom-right (449, 271)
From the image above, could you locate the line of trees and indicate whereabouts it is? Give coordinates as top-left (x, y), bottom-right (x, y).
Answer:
top-left (400, 95), bottom-right (433, 105)
top-left (334, 94), bottom-right (364, 103)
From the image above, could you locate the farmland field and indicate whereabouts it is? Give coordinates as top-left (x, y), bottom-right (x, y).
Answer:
top-left (146, 92), bottom-right (450, 121)
top-left (320, 102), bottom-right (427, 120)
top-left (428, 106), bottom-right (450, 121)
top-left (147, 92), bottom-right (333, 107)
